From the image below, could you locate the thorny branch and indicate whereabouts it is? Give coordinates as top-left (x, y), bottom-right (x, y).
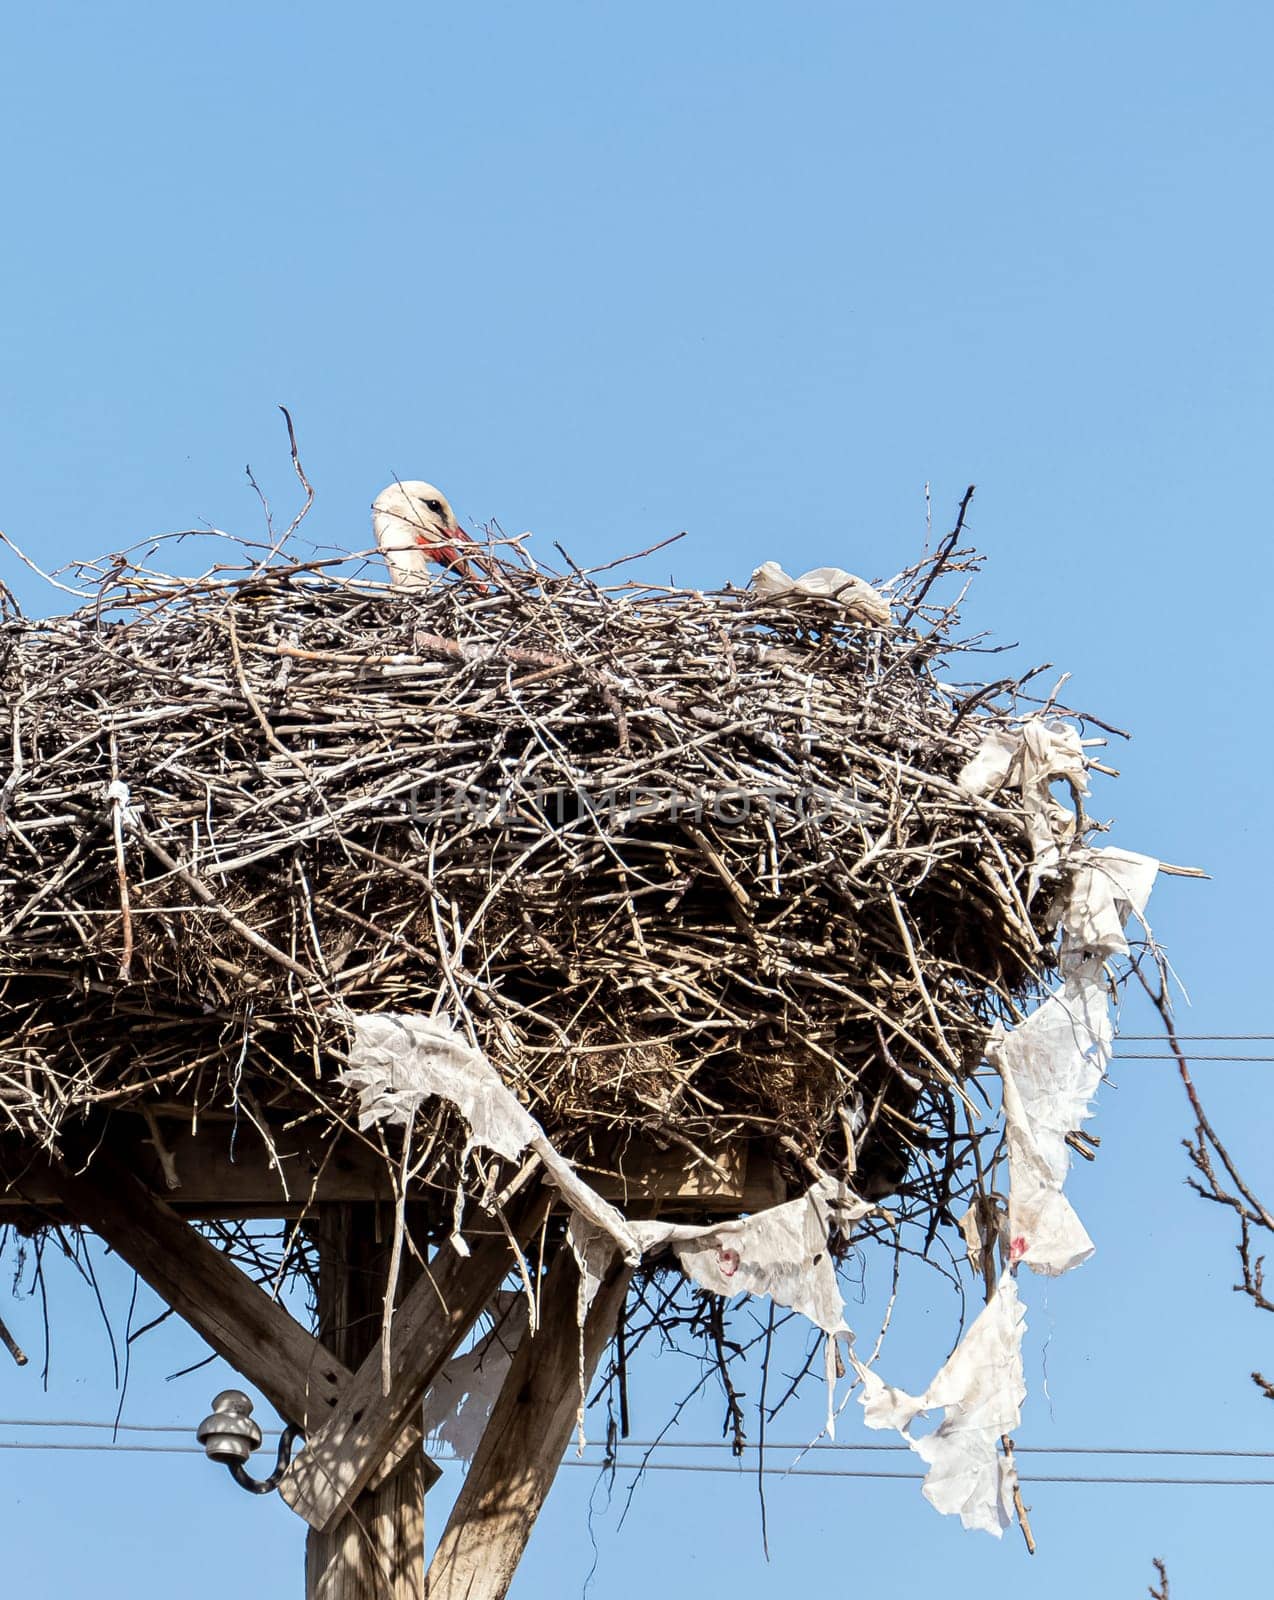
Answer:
top-left (708, 1293), bottom-right (748, 1456)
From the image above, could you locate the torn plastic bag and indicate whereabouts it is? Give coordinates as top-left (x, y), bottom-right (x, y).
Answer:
top-left (634, 1179), bottom-right (869, 1335)
top-left (988, 976), bottom-right (1111, 1275)
top-left (1058, 846), bottom-right (1159, 963)
top-left (857, 1274), bottom-right (1026, 1537)
top-left (750, 561), bottom-right (891, 625)
top-left (958, 718), bottom-right (1088, 891)
top-left (989, 847), bottom-right (1158, 1275)
top-left (341, 1012), bottom-right (642, 1263)
top-left (422, 1291), bottom-right (529, 1462)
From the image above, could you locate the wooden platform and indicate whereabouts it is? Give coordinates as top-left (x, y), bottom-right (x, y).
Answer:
top-left (0, 1114), bottom-right (784, 1219)
top-left (2, 1121), bottom-right (785, 1600)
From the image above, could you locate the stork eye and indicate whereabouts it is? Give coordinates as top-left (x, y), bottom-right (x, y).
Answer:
top-left (423, 498), bottom-right (444, 515)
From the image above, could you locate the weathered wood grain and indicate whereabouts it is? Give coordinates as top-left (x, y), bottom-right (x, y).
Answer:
top-left (2, 1126), bottom-right (779, 1217)
top-left (306, 1206), bottom-right (427, 1600)
top-left (283, 1187), bottom-right (550, 1533)
top-left (424, 1246), bottom-right (632, 1600)
top-left (47, 1148), bottom-right (346, 1430)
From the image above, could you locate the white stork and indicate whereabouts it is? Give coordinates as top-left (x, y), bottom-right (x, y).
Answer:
top-left (372, 480), bottom-right (492, 590)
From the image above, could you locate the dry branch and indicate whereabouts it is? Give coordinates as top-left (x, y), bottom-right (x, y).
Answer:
top-left (1140, 959), bottom-right (1274, 1402)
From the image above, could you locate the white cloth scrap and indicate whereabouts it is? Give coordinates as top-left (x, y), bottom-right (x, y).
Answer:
top-left (634, 1179), bottom-right (869, 1336)
top-left (636, 1181), bottom-right (871, 1437)
top-left (988, 980), bottom-right (1109, 1276)
top-left (857, 1274), bottom-right (1026, 1537)
top-left (567, 1213), bottom-right (622, 1321)
top-left (987, 845), bottom-right (1159, 1276)
top-left (958, 719), bottom-right (1088, 891)
top-left (751, 561), bottom-right (892, 626)
top-left (344, 1011), bottom-right (1037, 1517)
top-left (1058, 846), bottom-right (1159, 964)
top-left (342, 1013), bottom-right (642, 1263)
top-left (342, 1013), bottom-right (872, 1308)
top-left (956, 728), bottom-right (1021, 798)
top-left (564, 1184), bottom-right (871, 1447)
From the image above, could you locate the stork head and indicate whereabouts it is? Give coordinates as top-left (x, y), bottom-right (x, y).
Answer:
top-left (372, 480), bottom-right (461, 585)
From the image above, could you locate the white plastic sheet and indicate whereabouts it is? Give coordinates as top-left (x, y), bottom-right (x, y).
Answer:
top-left (340, 1005), bottom-right (1115, 1539)
top-left (343, 1013), bottom-right (875, 1444)
top-left (633, 1179), bottom-right (869, 1336)
top-left (865, 825), bottom-right (1161, 1535)
top-left (958, 719), bottom-right (1088, 891)
top-left (751, 561), bottom-right (892, 626)
top-left (988, 846), bottom-right (1159, 1275)
top-left (341, 1013), bottom-right (642, 1263)
top-left (635, 1182), bottom-right (871, 1436)
top-left (1058, 846), bottom-right (1159, 964)
top-left (988, 981), bottom-right (1110, 1275)
top-left (341, 1011), bottom-right (537, 1158)
top-left (422, 1292), bottom-right (529, 1461)
top-left (857, 1274), bottom-right (1026, 1537)
top-left (341, 1015), bottom-right (869, 1312)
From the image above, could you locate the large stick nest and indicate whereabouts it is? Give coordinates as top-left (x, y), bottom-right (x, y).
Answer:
top-left (0, 530), bottom-right (1092, 1222)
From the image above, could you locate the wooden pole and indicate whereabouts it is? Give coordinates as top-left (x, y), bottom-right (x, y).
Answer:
top-left (425, 1246), bottom-right (632, 1600)
top-left (283, 1187), bottom-right (549, 1530)
top-left (306, 1205), bottom-right (427, 1600)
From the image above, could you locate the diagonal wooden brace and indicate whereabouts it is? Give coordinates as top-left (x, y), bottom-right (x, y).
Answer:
top-left (45, 1146), bottom-right (432, 1490)
top-left (48, 1152), bottom-right (441, 1497)
top-left (280, 1186), bottom-right (551, 1533)
top-left (48, 1146), bottom-right (349, 1428)
top-left (425, 1244), bottom-right (633, 1600)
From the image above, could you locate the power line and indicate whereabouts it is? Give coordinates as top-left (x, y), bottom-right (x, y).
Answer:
top-left (3, 1420), bottom-right (1270, 1487)
top-left (0, 1439), bottom-right (1269, 1487)
top-left (0, 1419), bottom-right (213, 1434)
top-left (568, 1462), bottom-right (1274, 1487)
top-left (566, 1461), bottom-right (1274, 1487)
top-left (0, 1442), bottom-right (194, 1454)
top-left (3, 1419), bottom-right (1273, 1459)
top-left (3, 1421), bottom-right (1272, 1460)
top-left (1114, 1053), bottom-right (1274, 1062)
top-left (584, 1440), bottom-right (1274, 1459)
top-left (1107, 1036), bottom-right (1274, 1049)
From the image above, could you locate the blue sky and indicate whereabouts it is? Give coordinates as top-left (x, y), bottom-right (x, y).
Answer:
top-left (2, 2), bottom-right (1272, 1595)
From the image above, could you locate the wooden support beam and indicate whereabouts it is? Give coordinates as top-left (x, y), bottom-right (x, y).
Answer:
top-left (307, 1468), bottom-right (425, 1600)
top-left (306, 1206), bottom-right (427, 1600)
top-left (424, 1245), bottom-right (632, 1600)
top-left (0, 1123), bottom-right (394, 1218)
top-left (46, 1147), bottom-right (346, 1431)
top-left (574, 1135), bottom-right (782, 1212)
top-left (1, 1125), bottom-right (783, 1218)
top-left (282, 1186), bottom-right (550, 1533)
top-left (44, 1146), bottom-right (431, 1486)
